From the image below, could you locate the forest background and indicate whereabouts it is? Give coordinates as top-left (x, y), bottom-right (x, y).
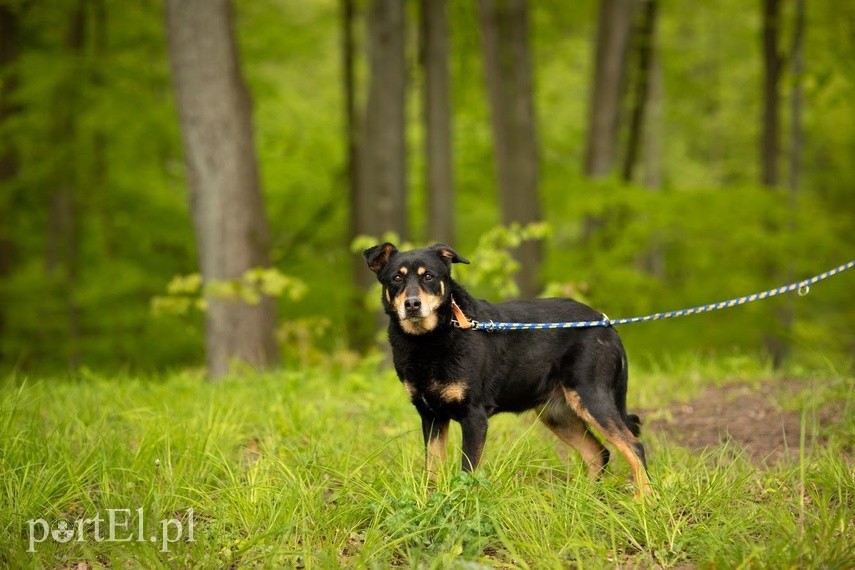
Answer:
top-left (0, 0), bottom-right (853, 378)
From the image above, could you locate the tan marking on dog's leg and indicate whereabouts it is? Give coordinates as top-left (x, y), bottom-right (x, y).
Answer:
top-left (537, 403), bottom-right (608, 478)
top-left (426, 422), bottom-right (449, 478)
top-left (563, 389), bottom-right (652, 497)
top-left (402, 380), bottom-right (416, 400)
top-left (433, 381), bottom-right (467, 403)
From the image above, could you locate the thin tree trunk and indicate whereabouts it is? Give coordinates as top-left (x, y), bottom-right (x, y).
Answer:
top-left (165, 0), bottom-right (278, 379)
top-left (789, 0), bottom-right (805, 197)
top-left (342, 0), bottom-right (374, 351)
top-left (770, 0), bottom-right (806, 370)
top-left (91, 0), bottom-right (115, 258)
top-left (46, 0), bottom-right (86, 368)
top-left (761, 0), bottom-right (782, 188)
top-left (0, 5), bottom-right (21, 363)
top-left (622, 0), bottom-right (657, 183)
top-left (584, 0), bottom-right (636, 178)
top-left (478, 0), bottom-right (542, 298)
top-left (420, 0), bottom-right (455, 243)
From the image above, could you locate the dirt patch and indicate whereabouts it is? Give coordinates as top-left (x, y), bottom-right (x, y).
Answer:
top-left (645, 380), bottom-right (838, 465)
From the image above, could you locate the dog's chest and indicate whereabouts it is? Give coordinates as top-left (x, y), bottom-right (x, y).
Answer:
top-left (400, 377), bottom-right (469, 413)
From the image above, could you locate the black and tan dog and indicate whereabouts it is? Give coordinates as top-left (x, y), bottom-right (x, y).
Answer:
top-left (364, 242), bottom-right (650, 495)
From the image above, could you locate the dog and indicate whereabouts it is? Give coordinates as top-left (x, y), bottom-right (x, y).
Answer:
top-left (364, 242), bottom-right (650, 495)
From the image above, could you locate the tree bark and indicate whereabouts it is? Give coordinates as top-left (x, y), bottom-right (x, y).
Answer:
top-left (45, 0), bottom-right (86, 368)
top-left (0, 5), bottom-right (21, 363)
top-left (349, 0), bottom-right (408, 347)
top-left (622, 0), bottom-right (658, 183)
top-left (165, 0), bottom-right (278, 379)
top-left (356, 0), bottom-right (408, 248)
top-left (761, 0), bottom-right (783, 188)
top-left (420, 0), bottom-right (455, 243)
top-left (788, 0), bottom-right (805, 197)
top-left (584, 0), bottom-right (636, 178)
top-left (478, 0), bottom-right (542, 298)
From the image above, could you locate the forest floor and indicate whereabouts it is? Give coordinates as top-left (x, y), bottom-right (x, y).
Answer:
top-left (645, 379), bottom-right (847, 466)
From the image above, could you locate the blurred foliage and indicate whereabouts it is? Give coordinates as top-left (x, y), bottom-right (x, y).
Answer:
top-left (0, 0), bottom-right (853, 374)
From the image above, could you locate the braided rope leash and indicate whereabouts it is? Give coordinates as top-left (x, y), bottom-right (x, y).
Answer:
top-left (459, 259), bottom-right (855, 332)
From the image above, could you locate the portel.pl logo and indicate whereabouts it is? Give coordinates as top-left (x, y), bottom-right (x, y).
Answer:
top-left (27, 508), bottom-right (194, 553)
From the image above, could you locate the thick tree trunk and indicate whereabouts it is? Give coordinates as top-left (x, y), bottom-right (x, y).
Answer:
top-left (165, 0), bottom-right (278, 379)
top-left (584, 0), bottom-right (636, 178)
top-left (350, 0), bottom-right (408, 346)
top-left (356, 0), bottom-right (407, 247)
top-left (420, 0), bottom-right (455, 243)
top-left (478, 0), bottom-right (542, 298)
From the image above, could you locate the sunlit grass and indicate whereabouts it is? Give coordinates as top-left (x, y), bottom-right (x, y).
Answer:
top-left (1, 359), bottom-right (853, 568)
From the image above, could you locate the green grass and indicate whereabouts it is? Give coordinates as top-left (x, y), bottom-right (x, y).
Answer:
top-left (1, 358), bottom-right (853, 569)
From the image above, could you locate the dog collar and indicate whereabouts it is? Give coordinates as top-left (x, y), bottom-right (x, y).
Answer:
top-left (450, 297), bottom-right (476, 330)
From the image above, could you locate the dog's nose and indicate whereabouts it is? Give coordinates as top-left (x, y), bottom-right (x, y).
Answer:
top-left (404, 296), bottom-right (422, 312)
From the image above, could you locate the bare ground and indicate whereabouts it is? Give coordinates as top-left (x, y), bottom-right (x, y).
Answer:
top-left (644, 379), bottom-right (846, 465)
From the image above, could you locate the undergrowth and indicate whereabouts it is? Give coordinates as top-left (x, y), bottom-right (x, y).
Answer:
top-left (0, 359), bottom-right (853, 568)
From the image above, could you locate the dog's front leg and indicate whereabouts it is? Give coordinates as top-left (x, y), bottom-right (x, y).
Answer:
top-left (460, 408), bottom-right (488, 471)
top-left (421, 413), bottom-right (450, 476)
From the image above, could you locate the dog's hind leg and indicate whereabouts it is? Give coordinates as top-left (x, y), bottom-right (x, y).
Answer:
top-left (538, 399), bottom-right (610, 479)
top-left (563, 388), bottom-right (652, 497)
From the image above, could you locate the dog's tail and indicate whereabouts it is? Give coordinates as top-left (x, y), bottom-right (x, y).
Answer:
top-left (625, 413), bottom-right (642, 437)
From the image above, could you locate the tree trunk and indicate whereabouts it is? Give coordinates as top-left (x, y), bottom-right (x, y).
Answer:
top-left (420, 0), bottom-right (455, 243)
top-left (0, 5), bottom-right (21, 363)
top-left (761, 0), bottom-right (782, 188)
top-left (46, 0), bottom-right (86, 368)
top-left (350, 0), bottom-right (408, 347)
top-left (478, 0), bottom-right (542, 298)
top-left (622, 0), bottom-right (658, 183)
top-left (356, 0), bottom-right (408, 247)
top-left (165, 0), bottom-right (278, 379)
top-left (584, 0), bottom-right (636, 178)
top-left (342, 0), bottom-right (374, 351)
top-left (789, 0), bottom-right (805, 197)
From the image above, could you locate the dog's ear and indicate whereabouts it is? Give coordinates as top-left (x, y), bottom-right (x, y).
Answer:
top-left (363, 242), bottom-right (398, 274)
top-left (430, 243), bottom-right (470, 266)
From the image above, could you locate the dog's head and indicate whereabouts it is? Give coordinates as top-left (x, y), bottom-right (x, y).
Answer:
top-left (363, 243), bottom-right (470, 335)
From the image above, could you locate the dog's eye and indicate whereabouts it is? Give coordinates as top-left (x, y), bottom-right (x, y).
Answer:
top-left (423, 273), bottom-right (434, 282)
top-left (392, 274), bottom-right (403, 283)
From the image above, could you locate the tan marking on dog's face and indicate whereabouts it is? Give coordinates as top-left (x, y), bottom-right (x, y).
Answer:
top-left (431, 380), bottom-right (467, 403)
top-left (395, 285), bottom-right (443, 335)
top-left (417, 266), bottom-right (426, 276)
top-left (399, 312), bottom-right (439, 335)
top-left (384, 287), bottom-right (391, 304)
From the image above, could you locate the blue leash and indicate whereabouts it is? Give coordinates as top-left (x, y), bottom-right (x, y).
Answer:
top-left (464, 260), bottom-right (855, 332)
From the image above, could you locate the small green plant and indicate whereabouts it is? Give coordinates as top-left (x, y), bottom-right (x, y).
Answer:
top-left (151, 267), bottom-right (307, 317)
